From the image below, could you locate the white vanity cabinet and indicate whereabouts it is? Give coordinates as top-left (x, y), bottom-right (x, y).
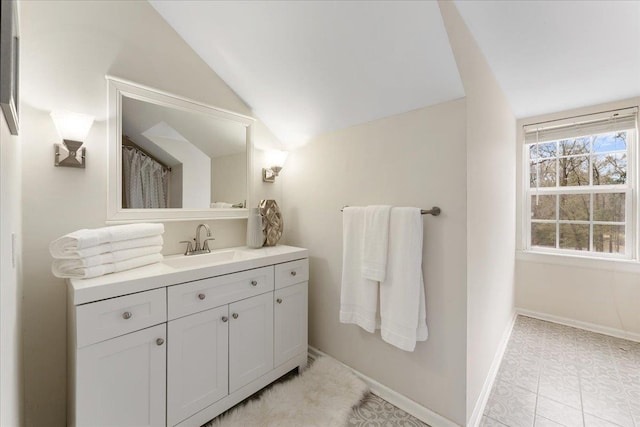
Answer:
top-left (67, 246), bottom-right (308, 427)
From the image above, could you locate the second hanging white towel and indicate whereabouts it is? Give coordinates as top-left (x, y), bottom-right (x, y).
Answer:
top-left (379, 207), bottom-right (428, 351)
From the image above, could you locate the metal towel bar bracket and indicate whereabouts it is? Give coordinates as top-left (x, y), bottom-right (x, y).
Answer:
top-left (340, 206), bottom-right (441, 216)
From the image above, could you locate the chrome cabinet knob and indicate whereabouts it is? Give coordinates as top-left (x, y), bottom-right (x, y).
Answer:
top-left (250, 280), bottom-right (258, 287)
top-left (290, 271), bottom-right (297, 276)
top-left (122, 311), bottom-right (132, 320)
top-left (232, 313), bottom-right (239, 319)
top-left (156, 338), bottom-right (164, 346)
top-left (198, 293), bottom-right (206, 300)
top-left (276, 298), bottom-right (283, 304)
top-left (221, 316), bottom-right (228, 323)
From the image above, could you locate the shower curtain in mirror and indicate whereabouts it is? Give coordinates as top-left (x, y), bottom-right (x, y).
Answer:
top-left (122, 146), bottom-right (169, 208)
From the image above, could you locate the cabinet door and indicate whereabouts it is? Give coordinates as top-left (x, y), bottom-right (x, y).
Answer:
top-left (76, 324), bottom-right (166, 427)
top-left (229, 292), bottom-right (274, 393)
top-left (167, 305), bottom-right (229, 427)
top-left (274, 282), bottom-right (308, 367)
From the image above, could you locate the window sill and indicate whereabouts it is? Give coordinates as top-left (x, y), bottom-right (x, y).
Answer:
top-left (516, 250), bottom-right (640, 273)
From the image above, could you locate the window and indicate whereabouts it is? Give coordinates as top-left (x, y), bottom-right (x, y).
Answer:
top-left (524, 108), bottom-right (638, 258)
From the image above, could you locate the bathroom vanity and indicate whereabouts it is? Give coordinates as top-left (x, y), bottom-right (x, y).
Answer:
top-left (67, 245), bottom-right (309, 427)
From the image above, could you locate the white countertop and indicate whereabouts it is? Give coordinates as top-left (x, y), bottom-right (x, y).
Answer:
top-left (68, 245), bottom-right (309, 305)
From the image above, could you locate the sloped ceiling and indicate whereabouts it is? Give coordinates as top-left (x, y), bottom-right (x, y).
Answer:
top-left (149, 0), bottom-right (464, 146)
top-left (151, 1), bottom-right (640, 142)
top-left (454, 0), bottom-right (640, 118)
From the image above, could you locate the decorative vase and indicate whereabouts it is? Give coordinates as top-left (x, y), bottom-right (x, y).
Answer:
top-left (246, 208), bottom-right (265, 248)
top-left (259, 199), bottom-right (283, 246)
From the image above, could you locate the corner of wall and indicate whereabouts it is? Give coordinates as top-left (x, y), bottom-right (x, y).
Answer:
top-left (0, 108), bottom-right (25, 427)
top-left (438, 1), bottom-right (517, 423)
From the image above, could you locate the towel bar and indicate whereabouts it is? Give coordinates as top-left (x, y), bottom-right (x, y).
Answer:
top-left (340, 206), bottom-right (441, 216)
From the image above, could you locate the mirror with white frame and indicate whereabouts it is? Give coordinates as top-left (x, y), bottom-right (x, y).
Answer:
top-left (107, 76), bottom-right (254, 222)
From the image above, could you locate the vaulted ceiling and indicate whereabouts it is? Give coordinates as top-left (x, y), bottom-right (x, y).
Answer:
top-left (453, 0), bottom-right (640, 118)
top-left (150, 1), bottom-right (640, 144)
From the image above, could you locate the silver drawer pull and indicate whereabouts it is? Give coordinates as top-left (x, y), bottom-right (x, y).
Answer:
top-left (221, 316), bottom-right (228, 323)
top-left (198, 293), bottom-right (206, 300)
top-left (232, 313), bottom-right (239, 319)
top-left (250, 280), bottom-right (258, 287)
top-left (276, 298), bottom-right (283, 304)
top-left (156, 338), bottom-right (164, 346)
top-left (122, 311), bottom-right (132, 320)
top-left (290, 271), bottom-right (297, 277)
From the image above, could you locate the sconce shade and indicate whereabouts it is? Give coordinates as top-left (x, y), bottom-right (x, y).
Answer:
top-left (262, 150), bottom-right (289, 183)
top-left (266, 150), bottom-right (288, 168)
top-left (50, 110), bottom-right (94, 142)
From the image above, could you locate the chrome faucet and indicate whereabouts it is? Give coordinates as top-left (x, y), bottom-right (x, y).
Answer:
top-left (195, 224), bottom-right (213, 252)
top-left (179, 224), bottom-right (215, 256)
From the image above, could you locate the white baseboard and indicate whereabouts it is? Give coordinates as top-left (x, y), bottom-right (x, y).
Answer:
top-left (307, 346), bottom-right (460, 427)
top-left (516, 308), bottom-right (640, 343)
top-left (466, 312), bottom-right (517, 427)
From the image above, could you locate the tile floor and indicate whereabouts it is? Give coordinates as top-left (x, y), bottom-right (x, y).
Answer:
top-left (348, 393), bottom-right (427, 426)
top-left (482, 315), bottom-right (640, 427)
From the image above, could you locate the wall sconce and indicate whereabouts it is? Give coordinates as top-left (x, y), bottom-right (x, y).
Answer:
top-left (262, 150), bottom-right (288, 183)
top-left (51, 110), bottom-right (94, 168)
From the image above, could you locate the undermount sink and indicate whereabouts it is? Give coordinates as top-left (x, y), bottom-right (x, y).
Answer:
top-left (162, 249), bottom-right (260, 269)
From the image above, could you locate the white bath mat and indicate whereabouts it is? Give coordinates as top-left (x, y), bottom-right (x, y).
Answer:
top-left (211, 357), bottom-right (369, 427)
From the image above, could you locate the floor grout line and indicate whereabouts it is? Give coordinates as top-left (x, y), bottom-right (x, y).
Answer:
top-left (567, 327), bottom-right (586, 427)
top-left (608, 338), bottom-right (637, 427)
top-left (531, 325), bottom-right (545, 427)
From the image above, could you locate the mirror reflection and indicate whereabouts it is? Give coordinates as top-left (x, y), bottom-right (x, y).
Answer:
top-left (121, 95), bottom-right (247, 209)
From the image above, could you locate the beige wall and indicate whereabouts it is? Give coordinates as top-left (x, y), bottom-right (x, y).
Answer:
top-left (1, 90), bottom-right (24, 426)
top-left (515, 97), bottom-right (640, 337)
top-left (282, 99), bottom-right (468, 425)
top-left (19, 1), bottom-right (281, 425)
top-left (438, 2), bottom-right (517, 424)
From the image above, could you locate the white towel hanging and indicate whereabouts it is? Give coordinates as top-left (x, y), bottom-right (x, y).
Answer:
top-left (339, 207), bottom-right (378, 333)
top-left (379, 207), bottom-right (428, 351)
top-left (362, 205), bottom-right (392, 282)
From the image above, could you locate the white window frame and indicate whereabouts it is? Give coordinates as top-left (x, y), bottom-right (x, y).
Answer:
top-left (523, 111), bottom-right (638, 260)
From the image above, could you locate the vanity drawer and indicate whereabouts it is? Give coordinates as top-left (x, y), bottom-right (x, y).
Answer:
top-left (76, 288), bottom-right (166, 348)
top-left (275, 259), bottom-right (309, 289)
top-left (168, 266), bottom-right (274, 320)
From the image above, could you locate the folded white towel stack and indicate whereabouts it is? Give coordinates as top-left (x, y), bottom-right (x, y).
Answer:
top-left (50, 223), bottom-right (165, 279)
top-left (49, 223), bottom-right (164, 257)
top-left (53, 253), bottom-right (164, 279)
top-left (51, 235), bottom-right (163, 259)
top-left (210, 202), bottom-right (234, 208)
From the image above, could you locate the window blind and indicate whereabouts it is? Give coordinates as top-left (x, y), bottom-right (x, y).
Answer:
top-left (524, 107), bottom-right (638, 144)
